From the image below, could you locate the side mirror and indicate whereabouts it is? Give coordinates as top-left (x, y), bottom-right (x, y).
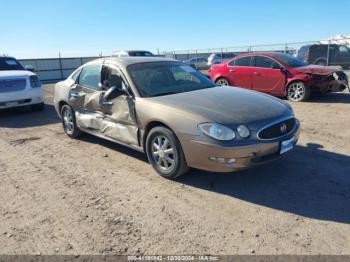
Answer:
top-left (25, 65), bottom-right (35, 72)
top-left (99, 80), bottom-right (110, 91)
top-left (103, 86), bottom-right (124, 101)
top-left (280, 67), bottom-right (287, 74)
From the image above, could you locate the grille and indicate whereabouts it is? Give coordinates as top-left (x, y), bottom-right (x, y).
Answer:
top-left (258, 118), bottom-right (296, 140)
top-left (0, 79), bottom-right (27, 93)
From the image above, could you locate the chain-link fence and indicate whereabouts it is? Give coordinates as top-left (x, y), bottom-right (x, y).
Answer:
top-left (164, 36), bottom-right (350, 69)
top-left (10, 36), bottom-right (350, 83)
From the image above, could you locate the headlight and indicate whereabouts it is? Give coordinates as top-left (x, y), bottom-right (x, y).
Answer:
top-left (198, 123), bottom-right (235, 141)
top-left (30, 75), bottom-right (41, 88)
top-left (237, 125), bottom-right (250, 138)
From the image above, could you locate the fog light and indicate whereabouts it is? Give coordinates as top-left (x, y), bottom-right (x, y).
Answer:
top-left (237, 125), bottom-right (250, 138)
top-left (227, 159), bottom-right (236, 164)
top-left (209, 157), bottom-right (236, 166)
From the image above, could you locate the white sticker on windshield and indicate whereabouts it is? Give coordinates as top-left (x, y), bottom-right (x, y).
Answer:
top-left (180, 65), bottom-right (197, 73)
top-left (6, 60), bottom-right (18, 65)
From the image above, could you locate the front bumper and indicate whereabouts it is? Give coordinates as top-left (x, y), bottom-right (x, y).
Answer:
top-left (0, 88), bottom-right (43, 109)
top-left (181, 121), bottom-right (301, 173)
top-left (308, 74), bottom-right (348, 93)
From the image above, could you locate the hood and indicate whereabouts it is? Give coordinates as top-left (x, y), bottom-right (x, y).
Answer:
top-left (0, 70), bottom-right (35, 79)
top-left (293, 65), bottom-right (340, 75)
top-left (148, 86), bottom-right (292, 130)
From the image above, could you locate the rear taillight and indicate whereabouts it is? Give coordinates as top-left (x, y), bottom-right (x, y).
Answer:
top-left (30, 75), bottom-right (41, 88)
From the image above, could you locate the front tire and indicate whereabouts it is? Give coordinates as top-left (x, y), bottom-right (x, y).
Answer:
top-left (215, 77), bottom-right (230, 86)
top-left (287, 81), bottom-right (310, 102)
top-left (61, 105), bottom-right (82, 138)
top-left (146, 126), bottom-right (189, 179)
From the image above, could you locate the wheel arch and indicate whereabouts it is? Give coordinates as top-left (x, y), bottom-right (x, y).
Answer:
top-left (58, 100), bottom-right (69, 117)
top-left (214, 76), bottom-right (230, 85)
top-left (313, 57), bottom-right (327, 65)
top-left (142, 121), bottom-right (174, 152)
top-left (285, 79), bottom-right (306, 95)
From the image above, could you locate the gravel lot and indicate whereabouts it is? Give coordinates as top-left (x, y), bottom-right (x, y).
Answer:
top-left (0, 84), bottom-right (349, 255)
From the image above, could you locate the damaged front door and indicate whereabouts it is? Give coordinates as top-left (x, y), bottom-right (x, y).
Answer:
top-left (96, 65), bottom-right (139, 146)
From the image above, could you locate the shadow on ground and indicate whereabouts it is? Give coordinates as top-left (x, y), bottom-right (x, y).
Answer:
top-left (78, 131), bottom-right (350, 224)
top-left (77, 134), bottom-right (148, 163)
top-left (176, 143), bottom-right (350, 224)
top-left (0, 104), bottom-right (60, 128)
top-left (307, 92), bottom-right (350, 104)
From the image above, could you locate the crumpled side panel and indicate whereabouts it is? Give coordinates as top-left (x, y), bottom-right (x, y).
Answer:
top-left (76, 94), bottom-right (138, 146)
top-left (84, 92), bottom-right (103, 110)
top-left (100, 121), bottom-right (138, 145)
top-left (109, 95), bottom-right (136, 124)
top-left (76, 112), bottom-right (101, 130)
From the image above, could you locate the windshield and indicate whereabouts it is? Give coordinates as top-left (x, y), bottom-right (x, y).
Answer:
top-left (274, 53), bottom-right (307, 68)
top-left (0, 57), bottom-right (24, 71)
top-left (129, 51), bottom-right (154, 57)
top-left (128, 62), bottom-right (215, 97)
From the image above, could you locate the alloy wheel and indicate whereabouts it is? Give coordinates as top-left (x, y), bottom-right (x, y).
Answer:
top-left (216, 78), bottom-right (229, 86)
top-left (288, 83), bottom-right (305, 101)
top-left (151, 135), bottom-right (175, 171)
top-left (63, 108), bottom-right (74, 134)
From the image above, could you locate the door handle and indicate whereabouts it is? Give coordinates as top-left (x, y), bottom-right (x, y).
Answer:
top-left (70, 92), bottom-right (82, 99)
top-left (253, 72), bottom-right (261, 76)
top-left (229, 69), bottom-right (235, 72)
top-left (101, 101), bottom-right (113, 106)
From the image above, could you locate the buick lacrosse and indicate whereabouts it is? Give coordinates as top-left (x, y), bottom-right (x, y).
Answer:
top-left (54, 57), bottom-right (300, 179)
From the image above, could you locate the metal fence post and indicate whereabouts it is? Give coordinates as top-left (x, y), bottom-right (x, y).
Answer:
top-left (326, 40), bottom-right (330, 66)
top-left (58, 52), bottom-right (64, 80)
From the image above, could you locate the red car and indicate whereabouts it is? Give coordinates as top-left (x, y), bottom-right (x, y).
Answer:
top-left (208, 52), bottom-right (349, 102)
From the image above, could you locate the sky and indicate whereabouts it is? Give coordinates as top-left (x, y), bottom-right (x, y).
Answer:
top-left (1, 0), bottom-right (350, 58)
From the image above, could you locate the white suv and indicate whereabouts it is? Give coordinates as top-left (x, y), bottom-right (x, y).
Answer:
top-left (0, 56), bottom-right (44, 111)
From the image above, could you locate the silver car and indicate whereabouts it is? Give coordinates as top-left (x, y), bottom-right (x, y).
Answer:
top-left (183, 57), bottom-right (209, 70)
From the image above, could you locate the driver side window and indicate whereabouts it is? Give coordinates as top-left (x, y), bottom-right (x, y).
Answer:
top-left (255, 56), bottom-right (281, 69)
top-left (102, 66), bottom-right (124, 90)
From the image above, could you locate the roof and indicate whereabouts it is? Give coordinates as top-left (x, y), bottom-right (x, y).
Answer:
top-left (235, 52), bottom-right (292, 59)
top-left (103, 56), bottom-right (178, 68)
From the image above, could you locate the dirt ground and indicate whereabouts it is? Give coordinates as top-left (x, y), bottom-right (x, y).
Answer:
top-left (0, 84), bottom-right (349, 255)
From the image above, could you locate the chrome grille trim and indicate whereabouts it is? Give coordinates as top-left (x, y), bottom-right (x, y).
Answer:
top-left (257, 116), bottom-right (296, 141)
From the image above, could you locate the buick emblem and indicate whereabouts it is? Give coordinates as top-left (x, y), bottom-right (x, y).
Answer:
top-left (280, 123), bottom-right (287, 133)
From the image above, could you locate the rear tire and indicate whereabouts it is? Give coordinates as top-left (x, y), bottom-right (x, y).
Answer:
top-left (215, 77), bottom-right (230, 86)
top-left (146, 126), bottom-right (189, 179)
top-left (61, 104), bottom-right (82, 138)
top-left (287, 81), bottom-right (310, 102)
top-left (31, 103), bottom-right (45, 111)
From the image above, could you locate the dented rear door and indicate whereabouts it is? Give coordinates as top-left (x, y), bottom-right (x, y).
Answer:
top-left (69, 64), bottom-right (105, 131)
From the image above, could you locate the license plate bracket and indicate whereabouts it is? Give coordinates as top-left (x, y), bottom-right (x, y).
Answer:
top-left (280, 137), bottom-right (295, 155)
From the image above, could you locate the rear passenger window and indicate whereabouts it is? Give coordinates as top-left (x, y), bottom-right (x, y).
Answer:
top-left (255, 56), bottom-right (281, 69)
top-left (78, 65), bottom-right (102, 90)
top-left (231, 57), bottom-right (251, 67)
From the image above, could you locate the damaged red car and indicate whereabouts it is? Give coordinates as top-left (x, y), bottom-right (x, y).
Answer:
top-left (208, 52), bottom-right (349, 102)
